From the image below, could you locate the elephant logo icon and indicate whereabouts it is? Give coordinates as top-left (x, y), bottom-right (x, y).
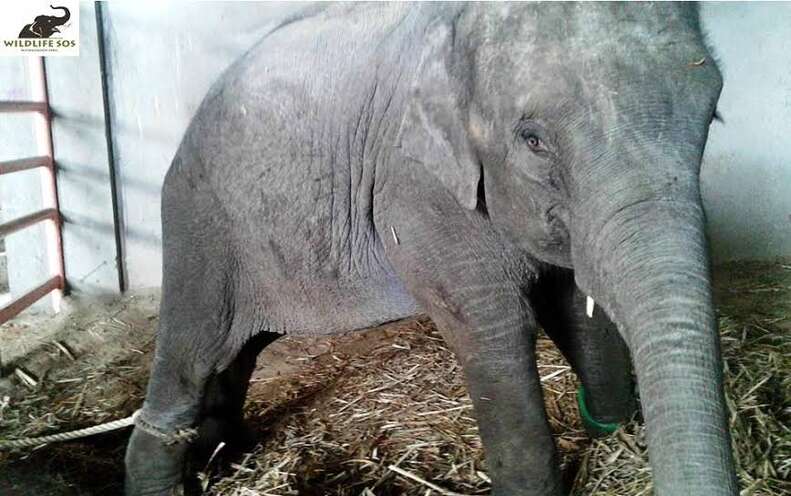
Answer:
top-left (18, 5), bottom-right (71, 39)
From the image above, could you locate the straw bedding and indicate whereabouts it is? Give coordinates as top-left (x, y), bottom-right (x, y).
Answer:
top-left (0, 262), bottom-right (788, 495)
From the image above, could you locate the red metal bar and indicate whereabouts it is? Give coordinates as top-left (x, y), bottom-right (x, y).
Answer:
top-left (0, 156), bottom-right (51, 176)
top-left (0, 208), bottom-right (58, 239)
top-left (0, 101), bottom-right (48, 114)
top-left (0, 57), bottom-right (65, 323)
top-left (30, 56), bottom-right (65, 309)
top-left (0, 276), bottom-right (63, 325)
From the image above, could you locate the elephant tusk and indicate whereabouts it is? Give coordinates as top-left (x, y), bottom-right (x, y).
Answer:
top-left (586, 296), bottom-right (594, 318)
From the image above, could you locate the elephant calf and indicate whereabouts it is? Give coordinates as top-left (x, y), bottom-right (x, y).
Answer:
top-left (125, 3), bottom-right (738, 495)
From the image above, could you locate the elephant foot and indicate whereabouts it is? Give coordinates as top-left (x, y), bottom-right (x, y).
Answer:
top-left (125, 426), bottom-right (192, 496)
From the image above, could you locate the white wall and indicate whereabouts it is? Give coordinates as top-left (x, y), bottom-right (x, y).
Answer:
top-left (48, 3), bottom-right (119, 294)
top-left (700, 2), bottom-right (791, 262)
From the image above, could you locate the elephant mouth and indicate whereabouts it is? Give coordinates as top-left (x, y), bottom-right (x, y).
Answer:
top-left (541, 203), bottom-right (572, 264)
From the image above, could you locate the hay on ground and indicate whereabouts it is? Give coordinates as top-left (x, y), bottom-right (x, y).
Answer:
top-left (0, 262), bottom-right (788, 495)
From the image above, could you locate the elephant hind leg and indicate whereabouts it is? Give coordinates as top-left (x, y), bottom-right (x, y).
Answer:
top-left (194, 331), bottom-right (279, 463)
top-left (125, 260), bottom-right (279, 495)
top-left (126, 171), bottom-right (275, 495)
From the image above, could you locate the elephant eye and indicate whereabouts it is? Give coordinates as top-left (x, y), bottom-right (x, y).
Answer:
top-left (522, 132), bottom-right (547, 153)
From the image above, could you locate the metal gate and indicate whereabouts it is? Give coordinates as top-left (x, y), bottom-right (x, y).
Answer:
top-left (0, 56), bottom-right (65, 324)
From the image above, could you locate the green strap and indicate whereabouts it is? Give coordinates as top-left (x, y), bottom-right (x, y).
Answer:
top-left (577, 385), bottom-right (620, 434)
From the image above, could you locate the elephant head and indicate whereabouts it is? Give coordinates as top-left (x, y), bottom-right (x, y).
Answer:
top-left (18, 5), bottom-right (71, 39)
top-left (402, 3), bottom-right (736, 494)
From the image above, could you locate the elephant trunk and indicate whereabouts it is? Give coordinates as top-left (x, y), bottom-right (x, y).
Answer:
top-left (575, 198), bottom-right (737, 495)
top-left (50, 5), bottom-right (70, 23)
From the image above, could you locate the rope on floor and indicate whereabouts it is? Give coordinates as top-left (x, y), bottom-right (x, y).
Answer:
top-left (0, 410), bottom-right (139, 449)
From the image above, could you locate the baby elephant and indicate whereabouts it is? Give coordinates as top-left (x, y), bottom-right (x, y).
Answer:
top-left (126, 3), bottom-right (737, 495)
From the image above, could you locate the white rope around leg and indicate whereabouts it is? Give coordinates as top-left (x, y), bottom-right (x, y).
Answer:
top-left (0, 410), bottom-right (140, 450)
top-left (0, 409), bottom-right (199, 450)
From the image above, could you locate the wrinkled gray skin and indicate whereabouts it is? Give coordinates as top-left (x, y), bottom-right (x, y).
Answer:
top-left (126, 3), bottom-right (737, 495)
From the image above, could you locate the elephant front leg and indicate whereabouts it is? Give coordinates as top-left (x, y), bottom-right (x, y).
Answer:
top-left (388, 255), bottom-right (563, 493)
top-left (378, 186), bottom-right (564, 494)
top-left (533, 269), bottom-right (636, 437)
top-left (426, 293), bottom-right (564, 496)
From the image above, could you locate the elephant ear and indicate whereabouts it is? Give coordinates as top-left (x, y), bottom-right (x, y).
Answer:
top-left (397, 21), bottom-right (480, 211)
